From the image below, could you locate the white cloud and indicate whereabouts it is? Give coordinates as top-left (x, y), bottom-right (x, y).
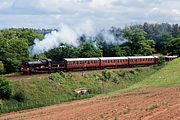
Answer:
top-left (0, 0), bottom-right (180, 29)
top-left (172, 9), bottom-right (180, 16)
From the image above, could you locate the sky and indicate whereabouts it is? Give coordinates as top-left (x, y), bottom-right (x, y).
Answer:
top-left (0, 0), bottom-right (180, 29)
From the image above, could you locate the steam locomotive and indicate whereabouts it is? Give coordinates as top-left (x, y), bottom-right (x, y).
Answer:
top-left (20, 56), bottom-right (177, 74)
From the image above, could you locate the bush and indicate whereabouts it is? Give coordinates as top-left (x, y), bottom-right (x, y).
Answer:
top-left (0, 99), bottom-right (3, 108)
top-left (129, 70), bottom-right (138, 74)
top-left (0, 77), bottom-right (13, 99)
top-left (13, 91), bottom-right (26, 102)
top-left (0, 61), bottom-right (4, 74)
top-left (101, 70), bottom-right (111, 81)
top-left (157, 56), bottom-right (165, 66)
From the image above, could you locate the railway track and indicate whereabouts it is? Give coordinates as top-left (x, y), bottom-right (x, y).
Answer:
top-left (6, 67), bottom-right (145, 81)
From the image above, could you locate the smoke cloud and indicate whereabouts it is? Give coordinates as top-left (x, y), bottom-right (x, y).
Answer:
top-left (30, 20), bottom-right (127, 55)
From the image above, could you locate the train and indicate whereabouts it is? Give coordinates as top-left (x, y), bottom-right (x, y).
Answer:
top-left (20, 56), bottom-right (178, 74)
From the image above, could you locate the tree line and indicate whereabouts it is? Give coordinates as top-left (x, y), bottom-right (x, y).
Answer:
top-left (0, 23), bottom-right (180, 73)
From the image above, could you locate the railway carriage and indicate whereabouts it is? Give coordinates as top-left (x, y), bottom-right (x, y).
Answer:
top-left (164, 56), bottom-right (178, 62)
top-left (128, 56), bottom-right (156, 65)
top-left (99, 57), bottom-right (129, 67)
top-left (64, 58), bottom-right (100, 70)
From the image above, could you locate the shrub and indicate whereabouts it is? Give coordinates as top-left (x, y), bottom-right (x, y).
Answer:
top-left (13, 91), bottom-right (26, 102)
top-left (102, 70), bottom-right (111, 81)
top-left (0, 61), bottom-right (4, 74)
top-left (0, 77), bottom-right (13, 99)
top-left (129, 70), bottom-right (138, 74)
top-left (157, 56), bottom-right (165, 66)
top-left (0, 99), bottom-right (3, 108)
top-left (49, 72), bottom-right (64, 81)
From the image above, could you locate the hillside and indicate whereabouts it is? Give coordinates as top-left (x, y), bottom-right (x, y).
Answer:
top-left (130, 58), bottom-right (180, 89)
top-left (0, 59), bottom-right (180, 120)
top-left (1, 66), bottom-right (158, 114)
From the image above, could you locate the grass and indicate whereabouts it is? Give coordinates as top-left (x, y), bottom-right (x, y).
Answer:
top-left (0, 67), bottom-right (159, 114)
top-left (129, 58), bottom-right (180, 89)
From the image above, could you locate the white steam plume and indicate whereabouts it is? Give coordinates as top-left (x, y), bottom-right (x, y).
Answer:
top-left (98, 30), bottom-right (127, 44)
top-left (30, 24), bottom-right (85, 55)
top-left (30, 20), bottom-right (127, 55)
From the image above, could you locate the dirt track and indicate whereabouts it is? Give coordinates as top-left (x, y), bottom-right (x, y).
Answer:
top-left (1, 86), bottom-right (180, 120)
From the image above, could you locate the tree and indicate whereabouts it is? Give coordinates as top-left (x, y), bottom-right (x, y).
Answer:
top-left (79, 43), bottom-right (103, 58)
top-left (1, 28), bottom-right (43, 46)
top-left (123, 27), bottom-right (155, 56)
top-left (155, 32), bottom-right (173, 54)
top-left (0, 37), bottom-right (29, 73)
top-left (166, 38), bottom-right (180, 56)
top-left (0, 28), bottom-right (43, 73)
top-left (0, 61), bottom-right (4, 74)
top-left (45, 45), bottom-right (80, 61)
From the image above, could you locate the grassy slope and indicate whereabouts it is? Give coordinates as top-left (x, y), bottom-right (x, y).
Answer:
top-left (1, 59), bottom-right (179, 113)
top-left (130, 58), bottom-right (180, 89)
top-left (10, 68), bottom-right (156, 102)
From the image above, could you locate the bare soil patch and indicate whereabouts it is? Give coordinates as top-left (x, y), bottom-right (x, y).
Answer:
top-left (1, 86), bottom-right (180, 120)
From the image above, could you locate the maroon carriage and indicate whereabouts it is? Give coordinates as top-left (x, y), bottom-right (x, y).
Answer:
top-left (164, 56), bottom-right (178, 62)
top-left (99, 57), bottom-right (129, 67)
top-left (128, 56), bottom-right (156, 65)
top-left (64, 58), bottom-right (100, 70)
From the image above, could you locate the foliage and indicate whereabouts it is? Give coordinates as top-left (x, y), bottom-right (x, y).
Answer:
top-left (101, 70), bottom-right (111, 81)
top-left (13, 91), bottom-right (26, 102)
top-left (79, 43), bottom-right (103, 58)
top-left (166, 38), bottom-right (180, 56)
top-left (0, 28), bottom-right (43, 73)
top-left (0, 99), bottom-right (3, 108)
top-left (0, 61), bottom-right (4, 74)
top-left (157, 56), bottom-right (165, 66)
top-left (123, 27), bottom-right (155, 55)
top-left (45, 45), bottom-right (80, 61)
top-left (0, 77), bottom-right (13, 99)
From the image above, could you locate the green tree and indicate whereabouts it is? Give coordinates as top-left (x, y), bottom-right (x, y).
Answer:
top-left (0, 38), bottom-right (29, 73)
top-left (155, 32), bottom-right (173, 54)
top-left (166, 38), bottom-right (180, 56)
top-left (123, 27), bottom-right (155, 56)
top-left (1, 28), bottom-right (43, 46)
top-left (79, 43), bottom-right (102, 58)
top-left (0, 28), bottom-right (43, 73)
top-left (45, 45), bottom-right (80, 61)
